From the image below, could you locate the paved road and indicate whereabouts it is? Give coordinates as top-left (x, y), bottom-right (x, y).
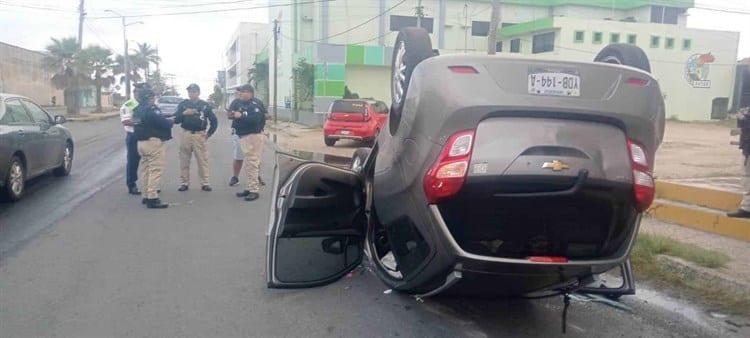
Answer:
top-left (0, 118), bottom-right (746, 337)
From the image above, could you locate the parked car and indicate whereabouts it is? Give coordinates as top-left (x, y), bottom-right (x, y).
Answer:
top-left (323, 99), bottom-right (389, 147)
top-left (0, 94), bottom-right (74, 201)
top-left (266, 28), bottom-right (665, 301)
top-left (157, 96), bottom-right (182, 117)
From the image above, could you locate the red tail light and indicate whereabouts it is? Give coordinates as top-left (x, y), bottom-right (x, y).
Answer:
top-left (528, 256), bottom-right (569, 263)
top-left (625, 77), bottom-right (650, 87)
top-left (628, 139), bottom-right (655, 212)
top-left (448, 66), bottom-right (478, 74)
top-left (424, 130), bottom-right (475, 204)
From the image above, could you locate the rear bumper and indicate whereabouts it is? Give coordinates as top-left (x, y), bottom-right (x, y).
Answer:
top-left (324, 121), bottom-right (377, 140)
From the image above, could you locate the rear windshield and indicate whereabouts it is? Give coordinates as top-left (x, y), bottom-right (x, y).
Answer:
top-left (159, 97), bottom-right (182, 104)
top-left (331, 101), bottom-right (367, 114)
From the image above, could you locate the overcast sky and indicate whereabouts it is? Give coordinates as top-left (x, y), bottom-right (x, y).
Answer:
top-left (1, 0), bottom-right (748, 98)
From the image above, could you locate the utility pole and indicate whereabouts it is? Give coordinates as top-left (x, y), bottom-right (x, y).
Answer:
top-left (106, 10), bottom-right (142, 100)
top-left (416, 0), bottom-right (424, 28)
top-left (77, 0), bottom-right (85, 48)
top-left (273, 18), bottom-right (279, 144)
top-left (488, 0), bottom-right (501, 55)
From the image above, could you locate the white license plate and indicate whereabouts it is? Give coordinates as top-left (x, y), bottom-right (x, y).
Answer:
top-left (340, 130), bottom-right (351, 135)
top-left (528, 71), bottom-right (581, 97)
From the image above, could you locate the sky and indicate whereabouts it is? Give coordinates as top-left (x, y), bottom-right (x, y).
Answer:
top-left (0, 0), bottom-right (748, 98)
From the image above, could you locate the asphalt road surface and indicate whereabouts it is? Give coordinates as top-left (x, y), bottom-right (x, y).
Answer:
top-left (0, 118), bottom-right (747, 338)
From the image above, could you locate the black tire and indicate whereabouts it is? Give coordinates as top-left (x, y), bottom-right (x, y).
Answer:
top-left (594, 43), bottom-right (651, 73)
top-left (53, 141), bottom-right (73, 177)
top-left (390, 27), bottom-right (434, 134)
top-left (2, 156), bottom-right (25, 202)
top-left (324, 137), bottom-right (336, 147)
top-left (350, 147), bottom-right (370, 173)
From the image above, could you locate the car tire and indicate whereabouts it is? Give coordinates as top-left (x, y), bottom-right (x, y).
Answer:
top-left (350, 147), bottom-right (370, 173)
top-left (324, 137), bottom-right (336, 147)
top-left (390, 27), bottom-right (434, 134)
top-left (2, 156), bottom-right (25, 202)
top-left (594, 43), bottom-right (651, 73)
top-left (53, 141), bottom-right (73, 177)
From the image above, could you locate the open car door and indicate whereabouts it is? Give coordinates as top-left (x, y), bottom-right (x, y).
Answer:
top-left (266, 152), bottom-right (366, 288)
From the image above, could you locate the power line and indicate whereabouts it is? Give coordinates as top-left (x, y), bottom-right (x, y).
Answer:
top-left (348, 31), bottom-right (396, 45)
top-left (87, 0), bottom-right (334, 19)
top-left (0, 1), bottom-right (76, 13)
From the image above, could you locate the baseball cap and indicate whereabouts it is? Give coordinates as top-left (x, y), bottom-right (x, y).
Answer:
top-left (133, 83), bottom-right (151, 90)
top-left (138, 88), bottom-right (156, 102)
top-left (187, 83), bottom-right (200, 92)
top-left (238, 84), bottom-right (254, 93)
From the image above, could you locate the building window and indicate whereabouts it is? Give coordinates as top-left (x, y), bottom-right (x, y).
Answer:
top-left (627, 34), bottom-right (637, 44)
top-left (593, 32), bottom-right (603, 44)
top-left (665, 37), bottom-right (675, 49)
top-left (532, 32), bottom-right (555, 54)
top-left (389, 15), bottom-right (434, 33)
top-left (683, 39), bottom-right (692, 50)
top-left (610, 33), bottom-right (620, 44)
top-left (574, 31), bottom-right (584, 43)
top-left (651, 6), bottom-right (686, 25)
top-left (472, 21), bottom-right (490, 37)
top-left (496, 41), bottom-right (503, 52)
top-left (510, 39), bottom-right (521, 53)
top-left (650, 36), bottom-right (661, 48)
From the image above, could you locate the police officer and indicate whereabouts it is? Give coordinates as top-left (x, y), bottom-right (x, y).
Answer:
top-left (120, 83), bottom-right (149, 195)
top-left (133, 89), bottom-right (174, 209)
top-left (228, 84), bottom-right (267, 201)
top-left (174, 84), bottom-right (218, 192)
top-left (729, 106), bottom-right (750, 218)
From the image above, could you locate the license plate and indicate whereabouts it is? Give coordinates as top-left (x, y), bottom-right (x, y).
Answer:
top-left (340, 130), bottom-right (350, 135)
top-left (528, 70), bottom-right (581, 97)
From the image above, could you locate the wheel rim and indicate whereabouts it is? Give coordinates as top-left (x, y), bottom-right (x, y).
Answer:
top-left (9, 162), bottom-right (23, 196)
top-left (366, 200), bottom-right (403, 280)
top-left (63, 146), bottom-right (72, 171)
top-left (392, 41), bottom-right (407, 106)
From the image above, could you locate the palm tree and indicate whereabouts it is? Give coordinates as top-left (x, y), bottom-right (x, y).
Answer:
top-left (131, 42), bottom-right (161, 81)
top-left (42, 37), bottom-right (90, 115)
top-left (79, 46), bottom-right (115, 113)
top-left (113, 53), bottom-right (143, 90)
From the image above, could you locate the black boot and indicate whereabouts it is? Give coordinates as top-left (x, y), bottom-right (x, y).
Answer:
top-left (236, 190), bottom-right (251, 198)
top-left (142, 198), bottom-right (147, 205)
top-left (146, 198), bottom-right (169, 209)
top-left (727, 209), bottom-right (750, 218)
top-left (244, 192), bottom-right (259, 201)
top-left (128, 186), bottom-right (141, 195)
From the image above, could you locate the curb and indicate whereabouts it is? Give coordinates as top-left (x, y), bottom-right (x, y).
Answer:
top-left (656, 255), bottom-right (750, 297)
top-left (67, 111), bottom-right (120, 122)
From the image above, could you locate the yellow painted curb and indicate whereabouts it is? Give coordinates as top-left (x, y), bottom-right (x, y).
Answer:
top-left (648, 200), bottom-right (750, 242)
top-left (655, 181), bottom-right (741, 212)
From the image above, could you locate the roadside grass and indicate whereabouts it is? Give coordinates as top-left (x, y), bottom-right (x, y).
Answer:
top-left (630, 233), bottom-right (750, 316)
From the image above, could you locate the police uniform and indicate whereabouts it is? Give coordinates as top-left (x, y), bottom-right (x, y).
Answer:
top-left (729, 107), bottom-right (750, 218)
top-left (174, 86), bottom-right (218, 191)
top-left (133, 89), bottom-right (173, 209)
top-left (120, 85), bottom-right (144, 195)
top-left (228, 91), bottom-right (267, 201)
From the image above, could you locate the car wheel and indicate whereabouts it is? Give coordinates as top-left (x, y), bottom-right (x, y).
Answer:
top-left (594, 43), bottom-right (651, 73)
top-left (324, 137), bottom-right (336, 147)
top-left (3, 156), bottom-right (25, 202)
top-left (390, 27), bottom-right (434, 134)
top-left (53, 142), bottom-right (73, 177)
top-left (350, 148), bottom-right (370, 174)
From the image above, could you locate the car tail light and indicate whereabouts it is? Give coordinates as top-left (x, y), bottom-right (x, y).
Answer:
top-left (424, 130), bottom-right (475, 204)
top-left (448, 66), bottom-right (478, 74)
top-left (528, 256), bottom-right (569, 263)
top-left (625, 77), bottom-right (650, 87)
top-left (628, 139), bottom-right (654, 212)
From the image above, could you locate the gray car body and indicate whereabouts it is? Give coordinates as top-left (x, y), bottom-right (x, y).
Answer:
top-left (370, 54), bottom-right (664, 293)
top-left (0, 93), bottom-right (73, 189)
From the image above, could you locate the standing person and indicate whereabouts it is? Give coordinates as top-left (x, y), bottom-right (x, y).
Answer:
top-left (133, 89), bottom-right (174, 209)
top-left (174, 84), bottom-right (218, 192)
top-left (120, 83), bottom-right (148, 195)
top-left (728, 107), bottom-right (750, 218)
top-left (227, 84), bottom-right (267, 201)
top-left (228, 92), bottom-right (266, 187)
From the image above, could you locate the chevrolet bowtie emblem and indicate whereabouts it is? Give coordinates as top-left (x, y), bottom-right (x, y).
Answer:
top-left (542, 160), bottom-right (570, 171)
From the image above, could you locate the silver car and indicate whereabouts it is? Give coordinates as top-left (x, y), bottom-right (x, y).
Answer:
top-left (156, 96), bottom-right (182, 117)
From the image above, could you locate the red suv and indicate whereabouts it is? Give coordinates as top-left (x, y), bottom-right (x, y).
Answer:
top-left (323, 99), bottom-right (388, 147)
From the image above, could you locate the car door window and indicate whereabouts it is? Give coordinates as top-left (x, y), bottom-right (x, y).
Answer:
top-left (22, 100), bottom-right (52, 124)
top-left (4, 99), bottom-right (33, 124)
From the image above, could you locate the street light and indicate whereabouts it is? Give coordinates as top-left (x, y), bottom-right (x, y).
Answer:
top-left (106, 9), bottom-right (143, 100)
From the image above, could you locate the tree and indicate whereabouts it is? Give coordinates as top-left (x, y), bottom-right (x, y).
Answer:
top-left (147, 69), bottom-right (166, 96)
top-left (42, 37), bottom-right (89, 115)
top-left (78, 46), bottom-right (115, 113)
top-left (112, 53), bottom-right (143, 87)
top-left (247, 61), bottom-right (269, 104)
top-left (292, 58), bottom-right (314, 110)
top-left (132, 42), bottom-right (161, 81)
top-left (208, 84), bottom-right (225, 109)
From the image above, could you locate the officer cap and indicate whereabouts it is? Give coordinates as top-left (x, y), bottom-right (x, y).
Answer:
top-left (186, 83), bottom-right (200, 92)
top-left (238, 84), bottom-right (254, 93)
top-left (138, 88), bottom-right (156, 102)
top-left (133, 83), bottom-right (151, 90)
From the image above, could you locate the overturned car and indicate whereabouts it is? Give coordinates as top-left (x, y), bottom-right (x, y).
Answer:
top-left (266, 28), bottom-right (665, 300)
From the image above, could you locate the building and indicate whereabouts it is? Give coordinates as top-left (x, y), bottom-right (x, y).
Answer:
top-left (0, 42), bottom-right (63, 106)
top-left (224, 22), bottom-right (272, 94)
top-left (268, 0), bottom-right (742, 121)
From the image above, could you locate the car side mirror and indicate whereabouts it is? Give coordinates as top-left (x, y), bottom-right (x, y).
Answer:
top-left (54, 115), bottom-right (67, 124)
